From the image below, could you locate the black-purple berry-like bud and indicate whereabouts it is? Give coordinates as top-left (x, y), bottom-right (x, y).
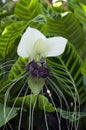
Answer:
top-left (32, 69), bottom-right (39, 77)
top-left (27, 60), bottom-right (49, 78)
top-left (27, 60), bottom-right (38, 72)
top-left (38, 65), bottom-right (49, 78)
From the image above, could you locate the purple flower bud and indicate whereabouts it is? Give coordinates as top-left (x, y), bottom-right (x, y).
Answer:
top-left (27, 60), bottom-right (49, 78)
top-left (27, 60), bottom-right (38, 72)
top-left (38, 65), bottom-right (49, 78)
top-left (32, 69), bottom-right (39, 77)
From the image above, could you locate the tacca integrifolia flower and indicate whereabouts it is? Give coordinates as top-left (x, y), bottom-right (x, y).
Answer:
top-left (17, 27), bottom-right (67, 95)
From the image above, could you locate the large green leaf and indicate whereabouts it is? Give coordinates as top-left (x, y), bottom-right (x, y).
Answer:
top-left (15, 0), bottom-right (42, 20)
top-left (0, 22), bottom-right (28, 93)
top-left (9, 57), bottom-right (28, 81)
top-left (46, 13), bottom-right (84, 49)
top-left (73, 5), bottom-right (86, 31)
top-left (0, 21), bottom-right (28, 59)
top-left (11, 94), bottom-right (55, 112)
top-left (81, 59), bottom-right (86, 91)
top-left (68, 1), bottom-right (86, 31)
top-left (0, 57), bottom-right (28, 99)
top-left (81, 59), bottom-right (86, 76)
top-left (30, 15), bottom-right (46, 33)
top-left (0, 103), bottom-right (18, 127)
top-left (47, 43), bottom-right (86, 105)
top-left (77, 0), bottom-right (86, 5)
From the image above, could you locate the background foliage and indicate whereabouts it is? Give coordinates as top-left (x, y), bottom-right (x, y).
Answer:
top-left (0, 0), bottom-right (86, 130)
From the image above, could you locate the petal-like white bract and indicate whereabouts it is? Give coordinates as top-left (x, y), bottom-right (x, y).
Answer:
top-left (17, 27), bottom-right (45, 58)
top-left (33, 37), bottom-right (67, 58)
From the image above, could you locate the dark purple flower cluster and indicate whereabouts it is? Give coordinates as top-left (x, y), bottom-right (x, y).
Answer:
top-left (27, 60), bottom-right (49, 78)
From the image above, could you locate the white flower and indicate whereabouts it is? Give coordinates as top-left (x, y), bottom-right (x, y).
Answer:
top-left (17, 27), bottom-right (67, 95)
top-left (17, 27), bottom-right (67, 60)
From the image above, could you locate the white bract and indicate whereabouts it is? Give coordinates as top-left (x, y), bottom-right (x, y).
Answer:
top-left (17, 27), bottom-right (67, 95)
top-left (17, 27), bottom-right (67, 61)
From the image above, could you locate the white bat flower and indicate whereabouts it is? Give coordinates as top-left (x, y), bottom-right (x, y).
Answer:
top-left (17, 27), bottom-right (68, 95)
top-left (17, 27), bottom-right (67, 60)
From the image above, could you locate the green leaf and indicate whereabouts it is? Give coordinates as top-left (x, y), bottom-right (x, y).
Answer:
top-left (0, 103), bottom-right (18, 127)
top-left (83, 76), bottom-right (86, 91)
top-left (80, 3), bottom-right (86, 14)
top-left (68, 2), bottom-right (86, 31)
top-left (12, 94), bottom-right (55, 112)
top-left (81, 59), bottom-right (86, 76)
top-left (15, 0), bottom-right (42, 20)
top-left (9, 57), bottom-right (28, 81)
top-left (11, 94), bottom-right (86, 122)
top-left (38, 95), bottom-right (55, 112)
top-left (74, 6), bottom-right (86, 31)
top-left (0, 21), bottom-right (28, 59)
top-left (32, 15), bottom-right (46, 24)
top-left (47, 43), bottom-right (86, 105)
top-left (0, 12), bottom-right (13, 20)
top-left (28, 77), bottom-right (45, 95)
top-left (78, 0), bottom-right (86, 5)
top-left (2, 57), bottom-right (29, 98)
top-left (57, 108), bottom-right (86, 122)
top-left (0, 56), bottom-right (28, 96)
top-left (81, 60), bottom-right (86, 91)
top-left (30, 15), bottom-right (46, 34)
top-left (46, 12), bottom-right (84, 49)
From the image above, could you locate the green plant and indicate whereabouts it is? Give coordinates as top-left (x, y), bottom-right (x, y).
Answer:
top-left (0, 0), bottom-right (86, 130)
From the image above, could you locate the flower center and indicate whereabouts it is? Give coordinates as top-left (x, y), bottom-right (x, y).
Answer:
top-left (27, 59), bottom-right (49, 78)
